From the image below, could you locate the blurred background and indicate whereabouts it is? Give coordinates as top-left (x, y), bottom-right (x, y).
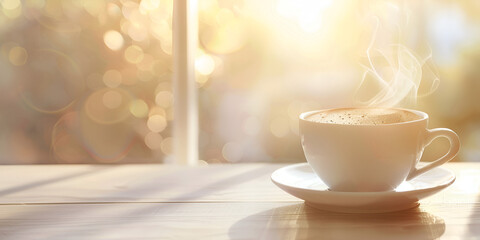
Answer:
top-left (0, 0), bottom-right (478, 164)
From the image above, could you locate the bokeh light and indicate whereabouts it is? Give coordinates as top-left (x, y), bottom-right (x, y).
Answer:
top-left (1, 0), bottom-right (21, 19)
top-left (147, 114), bottom-right (167, 133)
top-left (20, 49), bottom-right (83, 114)
top-left (102, 90), bottom-right (123, 109)
top-left (51, 112), bottom-right (92, 163)
top-left (1, 0), bottom-right (479, 165)
top-left (8, 46), bottom-right (27, 66)
top-left (124, 45), bottom-right (144, 64)
top-left (200, 19), bottom-right (247, 54)
top-left (107, 2), bottom-right (121, 17)
top-left (0, 0), bottom-right (178, 164)
top-left (195, 53), bottom-right (215, 75)
top-left (2, 0), bottom-right (21, 10)
top-left (145, 131), bottom-right (163, 150)
top-left (129, 99), bottom-right (149, 118)
top-left (104, 30), bottom-right (124, 51)
top-left (222, 142), bottom-right (243, 162)
top-left (161, 137), bottom-right (173, 155)
top-left (85, 88), bottom-right (132, 124)
top-left (103, 69), bottom-right (123, 88)
top-left (155, 91), bottom-right (173, 108)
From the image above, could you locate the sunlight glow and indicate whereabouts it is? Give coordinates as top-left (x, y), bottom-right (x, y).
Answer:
top-left (104, 30), bottom-right (124, 51)
top-left (195, 54), bottom-right (215, 75)
top-left (276, 0), bottom-right (332, 33)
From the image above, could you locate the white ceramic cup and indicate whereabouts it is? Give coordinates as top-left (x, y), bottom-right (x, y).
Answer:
top-left (299, 108), bottom-right (460, 192)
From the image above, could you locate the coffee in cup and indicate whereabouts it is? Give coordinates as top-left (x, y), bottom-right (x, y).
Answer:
top-left (306, 108), bottom-right (421, 125)
top-left (299, 108), bottom-right (460, 192)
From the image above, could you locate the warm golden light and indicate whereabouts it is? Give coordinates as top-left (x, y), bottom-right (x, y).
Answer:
top-left (82, 0), bottom-right (105, 16)
top-left (140, 0), bottom-right (160, 12)
top-left (2, 0), bottom-right (20, 10)
top-left (8, 46), bottom-right (27, 66)
top-left (129, 99), bottom-right (149, 118)
top-left (160, 39), bottom-right (172, 55)
top-left (145, 131), bottom-right (163, 150)
top-left (454, 170), bottom-right (480, 194)
top-left (195, 53), bottom-right (215, 75)
top-left (102, 90), bottom-right (123, 109)
top-left (0, 0), bottom-right (477, 164)
top-left (161, 137), bottom-right (173, 155)
top-left (243, 116), bottom-right (260, 136)
top-left (270, 116), bottom-right (290, 138)
top-left (276, 0), bottom-right (332, 33)
top-left (155, 91), bottom-right (173, 108)
top-left (104, 30), bottom-right (124, 51)
top-left (85, 88), bottom-right (131, 124)
top-left (103, 69), bottom-right (122, 88)
top-left (124, 45), bottom-right (144, 64)
top-left (222, 142), bottom-right (243, 162)
top-left (147, 114), bottom-right (167, 133)
top-left (107, 2), bottom-right (121, 17)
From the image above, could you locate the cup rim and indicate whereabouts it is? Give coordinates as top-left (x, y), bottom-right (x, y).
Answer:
top-left (299, 107), bottom-right (428, 126)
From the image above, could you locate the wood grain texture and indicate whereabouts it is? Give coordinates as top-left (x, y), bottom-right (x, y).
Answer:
top-left (0, 164), bottom-right (297, 204)
top-left (0, 202), bottom-right (478, 239)
top-left (0, 163), bottom-right (479, 239)
top-left (0, 163), bottom-right (477, 204)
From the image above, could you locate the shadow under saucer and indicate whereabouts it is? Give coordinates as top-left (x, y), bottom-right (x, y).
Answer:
top-left (228, 203), bottom-right (445, 240)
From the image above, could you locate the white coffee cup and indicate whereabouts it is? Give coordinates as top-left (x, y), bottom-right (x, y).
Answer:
top-left (299, 108), bottom-right (460, 192)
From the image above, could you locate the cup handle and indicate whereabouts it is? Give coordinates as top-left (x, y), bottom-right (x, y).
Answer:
top-left (406, 128), bottom-right (460, 181)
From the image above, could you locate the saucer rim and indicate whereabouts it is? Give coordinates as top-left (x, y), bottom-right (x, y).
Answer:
top-left (271, 162), bottom-right (456, 196)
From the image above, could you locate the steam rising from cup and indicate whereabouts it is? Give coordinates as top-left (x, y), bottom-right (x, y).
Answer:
top-left (355, 16), bottom-right (440, 108)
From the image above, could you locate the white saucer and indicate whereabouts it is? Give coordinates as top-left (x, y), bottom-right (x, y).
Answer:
top-left (271, 163), bottom-right (455, 213)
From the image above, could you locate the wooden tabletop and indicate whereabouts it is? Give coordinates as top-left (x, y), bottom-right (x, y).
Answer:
top-left (0, 163), bottom-right (479, 239)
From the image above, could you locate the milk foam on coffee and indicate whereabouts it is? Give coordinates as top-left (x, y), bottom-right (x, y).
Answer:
top-left (307, 108), bottom-right (420, 125)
